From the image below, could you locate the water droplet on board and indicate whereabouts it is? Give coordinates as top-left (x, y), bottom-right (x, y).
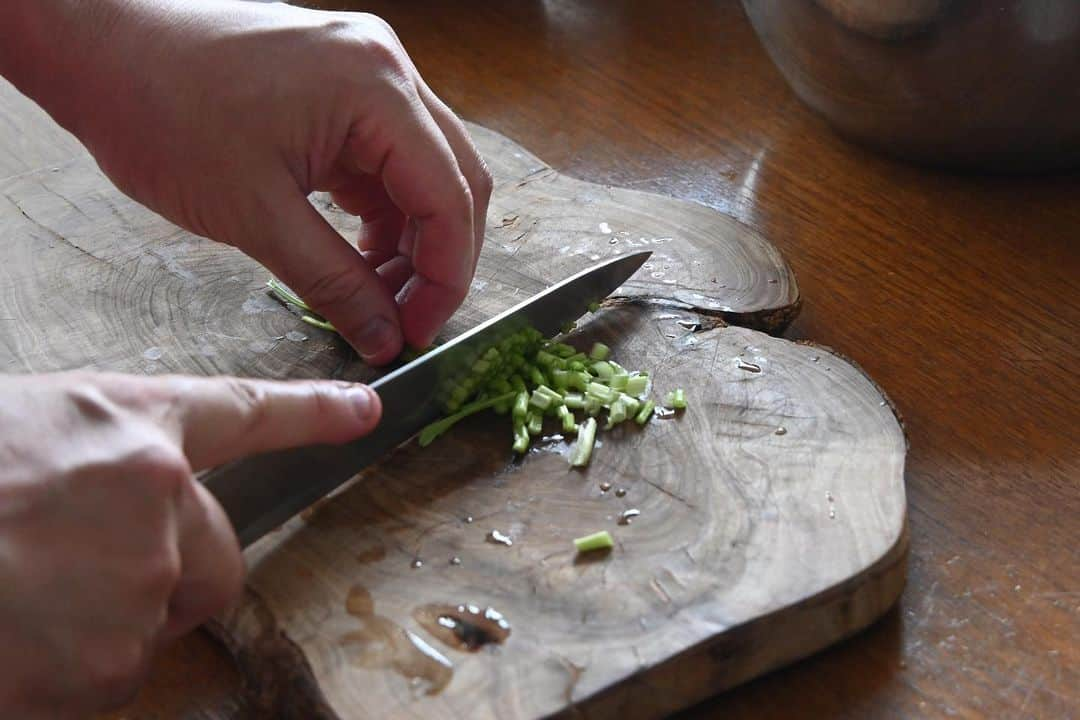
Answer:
top-left (828, 508), bottom-right (836, 519)
top-left (618, 508), bottom-right (641, 525)
top-left (654, 407), bottom-right (676, 419)
top-left (826, 491), bottom-right (834, 502)
top-left (413, 604), bottom-right (512, 651)
top-left (615, 487), bottom-right (627, 498)
top-left (609, 238), bottom-right (619, 244)
top-left (285, 330), bottom-right (308, 342)
top-left (486, 530), bottom-right (513, 547)
top-left (775, 426), bottom-right (787, 436)
top-left (449, 557), bottom-right (462, 566)
top-left (768, 278), bottom-right (778, 284)
top-left (651, 271), bottom-right (665, 279)
top-left (676, 319), bottom-right (700, 331)
top-left (411, 559), bottom-right (424, 569)
top-left (463, 515), bottom-right (474, 524)
top-left (589, 254), bottom-right (601, 261)
top-left (598, 222), bottom-right (612, 234)
top-left (812, 356), bottom-right (821, 363)
top-left (142, 347), bottom-right (163, 361)
top-left (736, 359), bottom-right (762, 373)
top-left (599, 482), bottom-right (612, 493)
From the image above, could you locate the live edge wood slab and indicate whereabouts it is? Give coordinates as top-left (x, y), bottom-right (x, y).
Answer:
top-left (0, 78), bottom-right (907, 719)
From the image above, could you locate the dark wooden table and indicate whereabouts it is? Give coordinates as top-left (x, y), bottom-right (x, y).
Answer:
top-left (67, 0), bottom-right (1072, 717)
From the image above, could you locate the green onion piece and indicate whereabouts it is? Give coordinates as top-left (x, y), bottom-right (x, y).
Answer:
top-left (587, 301), bottom-right (601, 313)
top-left (573, 530), bottom-right (613, 553)
top-left (625, 375), bottom-right (649, 397)
top-left (527, 411), bottom-right (543, 436)
top-left (552, 342), bottom-right (577, 358)
top-left (609, 373), bottom-right (629, 391)
top-left (566, 353), bottom-right (588, 364)
top-left (584, 397), bottom-right (602, 416)
top-left (560, 320), bottom-right (577, 334)
top-left (570, 417), bottom-right (598, 467)
top-left (606, 399), bottom-right (627, 429)
top-left (563, 392), bottom-right (586, 410)
top-left (512, 420), bottom-right (530, 454)
top-left (586, 382), bottom-right (617, 405)
top-left (552, 369), bottom-right (571, 391)
top-left (529, 389), bottom-right (552, 411)
top-left (536, 350), bottom-right (561, 368)
top-left (589, 342), bottom-right (611, 361)
top-left (266, 278), bottom-right (313, 312)
top-left (665, 388), bottom-right (687, 410)
top-left (512, 391), bottom-right (529, 420)
top-left (300, 315), bottom-right (336, 331)
top-left (568, 360), bottom-right (588, 373)
top-left (558, 405), bottom-right (578, 434)
top-left (620, 394), bottom-right (641, 416)
top-left (567, 371), bottom-right (591, 392)
top-left (635, 400), bottom-right (655, 425)
top-left (591, 361), bottom-right (614, 379)
top-left (510, 375), bottom-right (527, 393)
top-left (528, 366), bottom-right (547, 388)
top-left (418, 392), bottom-right (517, 447)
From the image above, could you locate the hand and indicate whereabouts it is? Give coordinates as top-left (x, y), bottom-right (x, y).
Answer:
top-left (0, 372), bottom-right (381, 717)
top-left (1, 0), bottom-right (491, 364)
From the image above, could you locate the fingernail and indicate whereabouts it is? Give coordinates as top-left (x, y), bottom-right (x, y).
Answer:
top-left (354, 316), bottom-right (400, 363)
top-left (346, 385), bottom-right (380, 426)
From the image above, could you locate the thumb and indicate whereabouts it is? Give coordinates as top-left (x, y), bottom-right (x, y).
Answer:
top-left (168, 376), bottom-right (382, 471)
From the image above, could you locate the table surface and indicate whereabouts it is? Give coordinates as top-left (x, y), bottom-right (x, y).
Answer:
top-left (1, 1), bottom-right (1074, 718)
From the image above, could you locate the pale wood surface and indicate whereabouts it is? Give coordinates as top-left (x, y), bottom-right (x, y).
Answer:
top-left (0, 73), bottom-right (908, 717)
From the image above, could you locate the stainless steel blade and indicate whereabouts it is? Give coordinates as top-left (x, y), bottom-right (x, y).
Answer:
top-left (202, 251), bottom-right (651, 547)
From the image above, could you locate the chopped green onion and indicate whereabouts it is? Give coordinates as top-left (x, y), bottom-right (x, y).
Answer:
top-left (563, 392), bottom-right (586, 410)
top-left (666, 388), bottom-right (687, 410)
top-left (528, 366), bottom-right (547, 387)
top-left (557, 405), bottom-right (578, 434)
top-left (512, 391), bottom-right (529, 420)
top-left (589, 342), bottom-right (611, 361)
top-left (560, 320), bottom-right (577, 334)
top-left (512, 420), bottom-right (530, 454)
top-left (591, 361), bottom-right (614, 379)
top-left (419, 392), bottom-right (517, 447)
top-left (527, 411), bottom-right (543, 436)
top-left (300, 315), bottom-right (335, 331)
top-left (551, 343), bottom-right (577, 358)
top-left (266, 278), bottom-right (312, 312)
top-left (620, 394), bottom-right (641, 416)
top-left (573, 530), bottom-right (613, 553)
top-left (606, 399), bottom-right (627, 429)
top-left (529, 389), bottom-right (553, 411)
top-left (584, 397), bottom-right (603, 416)
top-left (625, 374), bottom-right (649, 397)
top-left (587, 301), bottom-right (601, 313)
top-left (635, 400), bottom-right (655, 425)
top-left (609, 373), bottom-right (629, 391)
top-left (586, 382), bottom-right (617, 405)
top-left (571, 417), bottom-right (598, 467)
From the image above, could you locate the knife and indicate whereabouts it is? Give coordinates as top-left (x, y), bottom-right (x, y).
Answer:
top-left (202, 250), bottom-right (652, 548)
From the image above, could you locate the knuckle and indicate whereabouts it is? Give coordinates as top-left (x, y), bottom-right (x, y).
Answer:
top-left (125, 443), bottom-right (190, 496)
top-left (83, 636), bottom-right (149, 709)
top-left (221, 378), bottom-right (270, 437)
top-left (296, 267), bottom-right (375, 317)
top-left (140, 547), bottom-right (182, 601)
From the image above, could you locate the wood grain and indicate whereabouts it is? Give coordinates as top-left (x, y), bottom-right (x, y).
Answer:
top-left (0, 75), bottom-right (906, 715)
top-left (3, 0), bottom-right (1076, 717)
top-left (214, 302), bottom-right (905, 719)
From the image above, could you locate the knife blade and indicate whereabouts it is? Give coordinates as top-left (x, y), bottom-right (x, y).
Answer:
top-left (202, 250), bottom-right (652, 547)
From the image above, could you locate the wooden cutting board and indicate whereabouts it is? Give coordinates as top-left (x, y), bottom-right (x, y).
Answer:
top-left (0, 116), bottom-right (907, 718)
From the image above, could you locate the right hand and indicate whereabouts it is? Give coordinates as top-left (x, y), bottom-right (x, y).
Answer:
top-left (0, 371), bottom-right (382, 717)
